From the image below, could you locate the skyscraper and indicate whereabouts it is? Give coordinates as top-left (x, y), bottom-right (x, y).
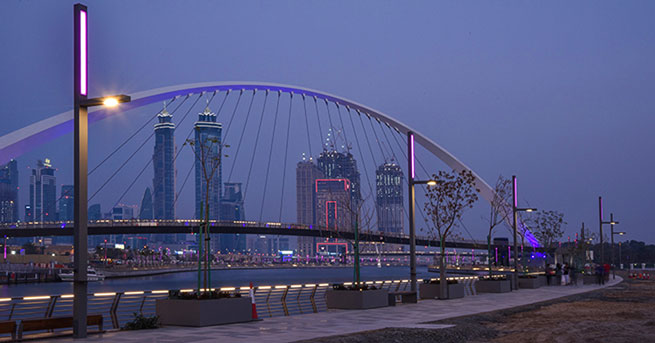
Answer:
top-left (58, 185), bottom-right (74, 221)
top-left (153, 105), bottom-right (176, 220)
top-left (296, 158), bottom-right (324, 256)
top-left (0, 160), bottom-right (18, 222)
top-left (219, 182), bottom-right (246, 252)
top-left (317, 150), bottom-right (361, 213)
top-left (194, 104), bottom-right (222, 221)
top-left (315, 178), bottom-right (353, 255)
top-left (139, 187), bottom-right (153, 220)
top-left (29, 159), bottom-right (56, 222)
top-left (375, 163), bottom-right (404, 234)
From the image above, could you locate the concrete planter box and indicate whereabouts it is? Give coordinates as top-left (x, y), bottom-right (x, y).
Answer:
top-left (537, 275), bottom-right (547, 287)
top-left (518, 277), bottom-right (541, 289)
top-left (156, 297), bottom-right (252, 327)
top-left (476, 279), bottom-right (511, 293)
top-left (326, 289), bottom-right (389, 309)
top-left (419, 283), bottom-right (465, 299)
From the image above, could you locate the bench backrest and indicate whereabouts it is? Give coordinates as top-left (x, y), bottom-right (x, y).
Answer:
top-left (21, 314), bottom-right (103, 332)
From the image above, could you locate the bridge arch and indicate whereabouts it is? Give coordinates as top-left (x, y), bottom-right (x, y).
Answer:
top-left (0, 81), bottom-right (537, 246)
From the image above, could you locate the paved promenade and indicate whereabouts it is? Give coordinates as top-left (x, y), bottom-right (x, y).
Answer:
top-left (50, 277), bottom-right (622, 343)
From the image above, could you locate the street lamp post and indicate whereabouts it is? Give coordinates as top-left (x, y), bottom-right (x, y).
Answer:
top-left (407, 131), bottom-right (437, 294)
top-left (511, 175), bottom-right (536, 291)
top-left (73, 3), bottom-right (130, 338)
top-left (610, 214), bottom-right (625, 279)
top-left (597, 196), bottom-right (618, 268)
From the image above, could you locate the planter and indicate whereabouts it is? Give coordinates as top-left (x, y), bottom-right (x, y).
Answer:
top-left (518, 277), bottom-right (541, 289)
top-left (156, 297), bottom-right (252, 327)
top-left (475, 279), bottom-right (511, 293)
top-left (537, 275), bottom-right (547, 287)
top-left (326, 289), bottom-right (389, 309)
top-left (419, 283), bottom-right (465, 299)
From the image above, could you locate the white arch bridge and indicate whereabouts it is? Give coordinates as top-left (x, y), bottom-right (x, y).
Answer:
top-left (0, 81), bottom-right (537, 247)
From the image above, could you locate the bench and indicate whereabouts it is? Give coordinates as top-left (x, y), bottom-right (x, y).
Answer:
top-left (388, 291), bottom-right (417, 306)
top-left (0, 320), bottom-right (17, 341)
top-left (17, 314), bottom-right (103, 340)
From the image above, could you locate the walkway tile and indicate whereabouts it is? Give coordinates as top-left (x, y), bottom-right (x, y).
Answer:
top-left (39, 277), bottom-right (621, 343)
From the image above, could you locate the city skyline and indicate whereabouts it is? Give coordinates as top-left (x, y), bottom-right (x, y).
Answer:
top-left (1, 1), bottom-right (653, 243)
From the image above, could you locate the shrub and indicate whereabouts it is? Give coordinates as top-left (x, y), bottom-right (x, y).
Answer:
top-left (123, 313), bottom-right (160, 330)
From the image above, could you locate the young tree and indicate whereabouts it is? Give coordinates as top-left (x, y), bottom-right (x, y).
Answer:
top-left (184, 131), bottom-right (228, 293)
top-left (423, 170), bottom-right (479, 299)
top-left (526, 210), bottom-right (566, 250)
top-left (485, 175), bottom-right (512, 276)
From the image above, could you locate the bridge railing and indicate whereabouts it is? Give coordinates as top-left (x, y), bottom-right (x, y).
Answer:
top-left (0, 276), bottom-right (478, 337)
top-left (0, 219), bottom-right (489, 246)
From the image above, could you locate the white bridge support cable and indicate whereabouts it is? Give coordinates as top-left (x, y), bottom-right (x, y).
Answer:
top-left (0, 81), bottom-right (537, 247)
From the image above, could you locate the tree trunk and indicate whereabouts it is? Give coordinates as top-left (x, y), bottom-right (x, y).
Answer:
top-left (440, 243), bottom-right (447, 299)
top-left (487, 235), bottom-right (493, 277)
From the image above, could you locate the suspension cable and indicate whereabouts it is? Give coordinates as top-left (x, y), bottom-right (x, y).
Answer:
top-left (346, 109), bottom-right (376, 225)
top-left (278, 92), bottom-right (294, 221)
top-left (243, 90), bottom-right (269, 203)
top-left (302, 94), bottom-right (313, 158)
top-left (336, 104), bottom-right (351, 153)
top-left (259, 91), bottom-right (281, 221)
top-left (221, 89), bottom-right (244, 144)
top-left (368, 117), bottom-right (389, 163)
top-left (227, 90), bottom-right (257, 182)
top-left (324, 99), bottom-right (337, 150)
top-left (108, 93), bottom-right (203, 206)
top-left (88, 96), bottom-right (189, 202)
top-left (313, 97), bottom-right (325, 151)
top-left (89, 97), bottom-right (177, 176)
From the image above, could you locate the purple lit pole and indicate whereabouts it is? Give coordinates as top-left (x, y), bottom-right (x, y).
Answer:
top-left (407, 132), bottom-right (417, 292)
top-left (73, 4), bottom-right (130, 337)
top-left (73, 4), bottom-right (89, 337)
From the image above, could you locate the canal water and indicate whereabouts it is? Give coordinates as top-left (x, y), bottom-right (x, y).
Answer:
top-left (0, 266), bottom-right (437, 298)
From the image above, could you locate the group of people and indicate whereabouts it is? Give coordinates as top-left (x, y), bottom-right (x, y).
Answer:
top-left (545, 263), bottom-right (578, 286)
top-left (595, 263), bottom-right (611, 285)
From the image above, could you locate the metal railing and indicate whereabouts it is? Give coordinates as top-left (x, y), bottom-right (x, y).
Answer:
top-left (0, 276), bottom-right (478, 338)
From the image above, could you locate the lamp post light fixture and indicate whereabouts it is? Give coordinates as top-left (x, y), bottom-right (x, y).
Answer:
top-left (73, 3), bottom-right (130, 338)
top-left (511, 175), bottom-right (537, 291)
top-left (608, 213), bottom-right (623, 279)
top-left (598, 197), bottom-right (618, 267)
top-left (407, 131), bottom-right (438, 293)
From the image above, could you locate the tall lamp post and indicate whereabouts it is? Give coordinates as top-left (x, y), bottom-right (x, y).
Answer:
top-left (609, 213), bottom-right (624, 279)
top-left (597, 196), bottom-right (617, 267)
top-left (511, 175), bottom-right (536, 291)
top-left (73, 3), bottom-right (130, 338)
top-left (407, 132), bottom-right (436, 293)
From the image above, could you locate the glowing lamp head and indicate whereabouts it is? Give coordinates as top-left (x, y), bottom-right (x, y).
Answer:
top-left (525, 209), bottom-right (534, 213)
top-left (426, 180), bottom-right (437, 186)
top-left (103, 97), bottom-right (120, 107)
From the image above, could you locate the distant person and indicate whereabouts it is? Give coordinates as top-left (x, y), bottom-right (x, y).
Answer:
top-left (595, 264), bottom-right (604, 285)
top-left (603, 263), bottom-right (611, 282)
top-left (556, 263), bottom-right (562, 285)
top-left (545, 264), bottom-right (553, 285)
top-left (569, 264), bottom-right (578, 286)
top-left (562, 263), bottom-right (570, 285)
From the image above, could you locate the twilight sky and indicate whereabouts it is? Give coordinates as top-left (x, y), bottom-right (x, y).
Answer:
top-left (1, 1), bottom-right (654, 243)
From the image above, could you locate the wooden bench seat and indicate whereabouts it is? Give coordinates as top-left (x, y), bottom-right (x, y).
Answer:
top-left (17, 314), bottom-right (103, 340)
top-left (0, 321), bottom-right (17, 341)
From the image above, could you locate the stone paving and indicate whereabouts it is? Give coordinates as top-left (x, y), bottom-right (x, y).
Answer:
top-left (43, 277), bottom-right (622, 343)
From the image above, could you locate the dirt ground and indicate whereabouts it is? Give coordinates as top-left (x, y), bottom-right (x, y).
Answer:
top-left (300, 273), bottom-right (655, 343)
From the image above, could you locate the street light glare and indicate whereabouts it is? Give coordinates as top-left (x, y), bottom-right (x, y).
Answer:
top-left (426, 180), bottom-right (437, 186)
top-left (525, 209), bottom-right (534, 212)
top-left (103, 97), bottom-right (120, 107)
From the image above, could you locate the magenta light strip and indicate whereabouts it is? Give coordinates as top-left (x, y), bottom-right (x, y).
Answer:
top-left (80, 10), bottom-right (87, 96)
top-left (410, 133), bottom-right (415, 179)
